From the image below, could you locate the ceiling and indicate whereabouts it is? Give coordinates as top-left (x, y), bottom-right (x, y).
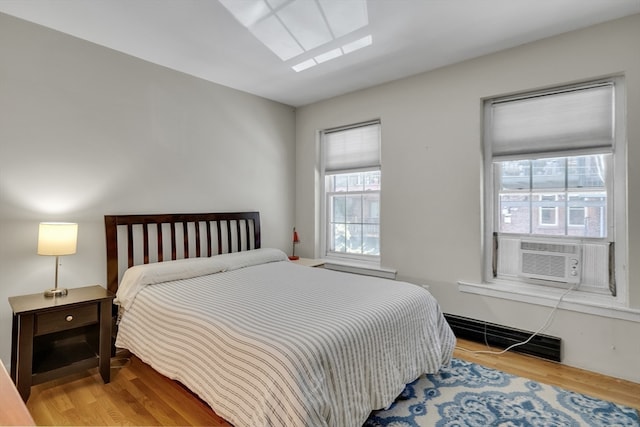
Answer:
top-left (1, 0), bottom-right (638, 107)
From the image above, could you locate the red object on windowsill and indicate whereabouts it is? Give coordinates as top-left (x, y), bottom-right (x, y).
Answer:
top-left (289, 227), bottom-right (300, 260)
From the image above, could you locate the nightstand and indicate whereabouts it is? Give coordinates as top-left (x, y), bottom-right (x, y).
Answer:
top-left (291, 258), bottom-right (325, 267)
top-left (8, 285), bottom-right (114, 401)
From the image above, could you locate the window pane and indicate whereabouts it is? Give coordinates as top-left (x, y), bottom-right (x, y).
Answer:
top-left (363, 194), bottom-right (379, 223)
top-left (539, 207), bottom-right (558, 225)
top-left (347, 173), bottom-right (363, 191)
top-left (346, 195), bottom-right (362, 223)
top-left (532, 193), bottom-right (565, 235)
top-left (499, 194), bottom-right (530, 233)
top-left (568, 207), bottom-right (585, 226)
top-left (364, 170), bottom-right (381, 191)
top-left (330, 223), bottom-right (346, 252)
top-left (568, 192), bottom-right (607, 237)
top-left (499, 160), bottom-right (530, 190)
top-left (363, 224), bottom-right (380, 255)
top-left (333, 175), bottom-right (348, 192)
top-left (568, 155), bottom-right (606, 189)
top-left (331, 194), bottom-right (346, 222)
top-left (532, 158), bottom-right (565, 189)
top-left (346, 224), bottom-right (362, 253)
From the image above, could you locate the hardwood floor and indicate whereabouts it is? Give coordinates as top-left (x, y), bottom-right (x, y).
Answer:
top-left (454, 339), bottom-right (640, 411)
top-left (25, 340), bottom-right (640, 426)
top-left (26, 353), bottom-right (230, 427)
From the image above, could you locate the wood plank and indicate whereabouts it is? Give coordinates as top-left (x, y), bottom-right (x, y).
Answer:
top-left (24, 339), bottom-right (639, 425)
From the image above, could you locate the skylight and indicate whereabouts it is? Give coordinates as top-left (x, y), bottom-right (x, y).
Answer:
top-left (219, 0), bottom-right (371, 71)
top-left (293, 35), bottom-right (372, 72)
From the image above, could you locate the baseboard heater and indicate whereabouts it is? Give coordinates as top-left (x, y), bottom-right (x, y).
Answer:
top-left (444, 313), bottom-right (562, 362)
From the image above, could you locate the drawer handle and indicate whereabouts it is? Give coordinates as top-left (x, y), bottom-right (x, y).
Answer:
top-left (66, 315), bottom-right (74, 322)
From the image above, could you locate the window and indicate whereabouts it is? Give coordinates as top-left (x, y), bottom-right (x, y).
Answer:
top-left (321, 121), bottom-right (381, 261)
top-left (498, 156), bottom-right (608, 237)
top-left (483, 78), bottom-right (626, 300)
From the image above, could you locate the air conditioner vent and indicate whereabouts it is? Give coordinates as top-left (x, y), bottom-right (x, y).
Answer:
top-left (519, 239), bottom-right (581, 284)
top-left (522, 252), bottom-right (567, 279)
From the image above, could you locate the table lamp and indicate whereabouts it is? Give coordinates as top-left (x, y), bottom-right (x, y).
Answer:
top-left (289, 227), bottom-right (300, 261)
top-left (38, 222), bottom-right (78, 297)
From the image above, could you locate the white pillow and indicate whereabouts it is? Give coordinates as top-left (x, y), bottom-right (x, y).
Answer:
top-left (116, 257), bottom-right (227, 310)
top-left (116, 248), bottom-right (288, 310)
top-left (214, 248), bottom-right (289, 271)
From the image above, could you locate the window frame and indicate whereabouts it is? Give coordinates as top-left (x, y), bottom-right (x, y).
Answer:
top-left (482, 77), bottom-right (628, 307)
top-left (320, 120), bottom-right (382, 264)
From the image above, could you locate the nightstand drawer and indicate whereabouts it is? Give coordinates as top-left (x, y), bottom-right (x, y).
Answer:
top-left (35, 304), bottom-right (98, 336)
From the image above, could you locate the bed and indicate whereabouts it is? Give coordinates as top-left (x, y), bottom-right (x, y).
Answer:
top-left (105, 212), bottom-right (455, 427)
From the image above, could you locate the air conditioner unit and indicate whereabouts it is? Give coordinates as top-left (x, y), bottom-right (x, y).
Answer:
top-left (519, 240), bottom-right (581, 284)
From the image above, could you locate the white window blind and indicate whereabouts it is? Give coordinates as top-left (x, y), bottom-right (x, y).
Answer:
top-left (490, 83), bottom-right (614, 157)
top-left (324, 121), bottom-right (380, 173)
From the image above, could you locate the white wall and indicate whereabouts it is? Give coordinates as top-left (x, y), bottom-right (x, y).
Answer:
top-left (296, 14), bottom-right (640, 382)
top-left (0, 14), bottom-right (296, 368)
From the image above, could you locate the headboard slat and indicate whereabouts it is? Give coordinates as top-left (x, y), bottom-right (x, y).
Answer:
top-left (216, 221), bottom-right (222, 255)
top-left (127, 224), bottom-right (134, 268)
top-left (236, 220), bottom-right (242, 252)
top-left (157, 223), bottom-right (163, 262)
top-left (245, 220), bottom-right (251, 251)
top-left (170, 223), bottom-right (177, 260)
top-left (206, 221), bottom-right (212, 257)
top-left (143, 222), bottom-right (149, 264)
top-left (104, 212), bottom-right (261, 294)
top-left (183, 222), bottom-right (189, 258)
top-left (195, 222), bottom-right (202, 258)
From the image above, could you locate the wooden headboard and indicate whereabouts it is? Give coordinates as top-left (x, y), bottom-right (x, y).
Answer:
top-left (104, 212), bottom-right (261, 293)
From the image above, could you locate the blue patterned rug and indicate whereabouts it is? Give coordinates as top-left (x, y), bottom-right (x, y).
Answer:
top-left (366, 358), bottom-right (639, 426)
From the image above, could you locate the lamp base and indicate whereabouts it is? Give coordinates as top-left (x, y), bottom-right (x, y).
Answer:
top-left (44, 287), bottom-right (68, 297)
top-left (288, 255), bottom-right (300, 260)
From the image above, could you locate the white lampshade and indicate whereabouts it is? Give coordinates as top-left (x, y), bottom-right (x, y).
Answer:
top-left (37, 223), bottom-right (78, 256)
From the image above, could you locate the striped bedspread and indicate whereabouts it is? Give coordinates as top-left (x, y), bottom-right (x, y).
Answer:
top-left (115, 252), bottom-right (455, 427)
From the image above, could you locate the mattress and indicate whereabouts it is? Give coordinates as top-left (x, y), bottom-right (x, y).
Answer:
top-left (115, 249), bottom-right (455, 427)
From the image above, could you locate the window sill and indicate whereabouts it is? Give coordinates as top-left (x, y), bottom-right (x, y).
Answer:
top-left (458, 280), bottom-right (640, 323)
top-left (323, 258), bottom-right (397, 280)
